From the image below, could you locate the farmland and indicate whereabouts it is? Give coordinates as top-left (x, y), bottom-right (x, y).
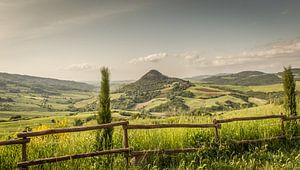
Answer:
top-left (0, 71), bottom-right (300, 169)
top-left (1, 104), bottom-right (300, 169)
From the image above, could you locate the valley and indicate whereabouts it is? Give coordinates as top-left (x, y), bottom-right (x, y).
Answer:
top-left (0, 69), bottom-right (299, 136)
top-left (1, 69), bottom-right (300, 169)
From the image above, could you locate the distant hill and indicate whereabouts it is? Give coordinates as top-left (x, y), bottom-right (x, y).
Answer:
top-left (112, 70), bottom-right (192, 109)
top-left (0, 72), bottom-right (96, 94)
top-left (119, 70), bottom-right (191, 93)
top-left (185, 73), bottom-right (230, 81)
top-left (0, 72), bottom-right (96, 112)
top-left (277, 68), bottom-right (300, 81)
top-left (184, 75), bottom-right (211, 81)
top-left (84, 80), bottom-right (134, 91)
top-left (202, 71), bottom-right (282, 86)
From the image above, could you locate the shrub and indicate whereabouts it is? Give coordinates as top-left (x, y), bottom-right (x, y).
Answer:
top-left (119, 111), bottom-right (131, 117)
top-left (86, 115), bottom-right (96, 122)
top-left (73, 119), bottom-right (84, 126)
top-left (9, 115), bottom-right (21, 121)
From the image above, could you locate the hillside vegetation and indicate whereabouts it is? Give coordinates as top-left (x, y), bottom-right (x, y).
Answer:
top-left (0, 72), bottom-right (95, 92)
top-left (81, 70), bottom-right (299, 118)
top-left (0, 69), bottom-right (300, 169)
top-left (1, 69), bottom-right (299, 130)
top-left (0, 72), bottom-right (96, 112)
top-left (278, 68), bottom-right (300, 81)
top-left (1, 104), bottom-right (300, 169)
top-left (201, 68), bottom-right (300, 86)
top-left (112, 70), bottom-right (192, 109)
top-left (202, 71), bottom-right (282, 86)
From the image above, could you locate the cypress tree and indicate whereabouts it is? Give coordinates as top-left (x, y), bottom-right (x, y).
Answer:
top-left (95, 67), bottom-right (113, 169)
top-left (283, 66), bottom-right (297, 116)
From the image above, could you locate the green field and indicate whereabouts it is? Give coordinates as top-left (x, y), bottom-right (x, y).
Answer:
top-left (249, 81), bottom-right (300, 92)
top-left (1, 77), bottom-right (300, 169)
top-left (1, 104), bottom-right (300, 169)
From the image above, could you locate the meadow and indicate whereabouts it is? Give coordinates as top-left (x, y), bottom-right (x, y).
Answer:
top-left (1, 77), bottom-right (300, 169)
top-left (1, 104), bottom-right (300, 169)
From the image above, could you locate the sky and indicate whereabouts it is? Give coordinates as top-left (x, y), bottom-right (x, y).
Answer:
top-left (0, 0), bottom-right (300, 81)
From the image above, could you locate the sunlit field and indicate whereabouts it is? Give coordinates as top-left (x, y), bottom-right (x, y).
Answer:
top-left (1, 104), bottom-right (300, 169)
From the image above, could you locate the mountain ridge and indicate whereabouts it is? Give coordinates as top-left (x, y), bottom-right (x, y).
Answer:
top-left (0, 72), bottom-right (95, 92)
top-left (202, 71), bottom-right (281, 86)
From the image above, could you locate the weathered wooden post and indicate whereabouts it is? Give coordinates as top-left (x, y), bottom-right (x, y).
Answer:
top-left (20, 135), bottom-right (28, 170)
top-left (213, 119), bottom-right (220, 142)
top-left (280, 113), bottom-right (285, 136)
top-left (122, 121), bottom-right (129, 170)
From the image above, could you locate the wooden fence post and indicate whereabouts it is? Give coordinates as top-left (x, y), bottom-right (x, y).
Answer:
top-left (213, 119), bottom-right (219, 142)
top-left (20, 136), bottom-right (28, 170)
top-left (280, 113), bottom-right (285, 136)
top-left (122, 121), bottom-right (129, 170)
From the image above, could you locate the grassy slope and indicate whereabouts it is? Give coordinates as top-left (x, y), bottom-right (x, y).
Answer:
top-left (202, 71), bottom-right (282, 86)
top-left (1, 104), bottom-right (300, 169)
top-left (1, 78), bottom-right (300, 169)
top-left (249, 81), bottom-right (300, 92)
top-left (1, 81), bottom-right (297, 135)
top-left (0, 72), bottom-right (96, 112)
top-left (0, 112), bottom-right (96, 136)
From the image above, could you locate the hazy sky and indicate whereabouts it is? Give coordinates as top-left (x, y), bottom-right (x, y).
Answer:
top-left (1, 0), bottom-right (300, 81)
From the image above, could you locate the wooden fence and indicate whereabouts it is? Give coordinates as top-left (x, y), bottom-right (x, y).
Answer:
top-left (0, 113), bottom-right (300, 169)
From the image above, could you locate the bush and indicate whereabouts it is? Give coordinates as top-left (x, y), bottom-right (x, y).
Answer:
top-left (73, 119), bottom-right (84, 126)
top-left (111, 95), bottom-right (136, 109)
top-left (177, 91), bottom-right (195, 98)
top-left (86, 115), bottom-right (96, 122)
top-left (23, 126), bottom-right (32, 132)
top-left (149, 97), bottom-right (189, 113)
top-left (9, 115), bottom-right (21, 121)
top-left (119, 111), bottom-right (131, 117)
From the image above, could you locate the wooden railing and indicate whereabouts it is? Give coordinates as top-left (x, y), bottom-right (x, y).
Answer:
top-left (0, 113), bottom-right (299, 169)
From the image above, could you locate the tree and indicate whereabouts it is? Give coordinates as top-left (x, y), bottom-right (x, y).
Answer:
top-left (283, 66), bottom-right (297, 116)
top-left (95, 67), bottom-right (113, 169)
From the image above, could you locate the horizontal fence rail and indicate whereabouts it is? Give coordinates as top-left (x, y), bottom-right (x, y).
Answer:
top-left (283, 116), bottom-right (300, 121)
top-left (214, 115), bottom-right (284, 124)
top-left (17, 148), bottom-right (130, 168)
top-left (1, 114), bottom-right (300, 169)
top-left (17, 121), bottom-right (128, 138)
top-left (0, 138), bottom-right (30, 146)
top-left (126, 123), bottom-right (220, 129)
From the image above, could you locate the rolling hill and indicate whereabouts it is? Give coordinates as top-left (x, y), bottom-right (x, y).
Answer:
top-left (0, 72), bottom-right (96, 112)
top-left (277, 68), bottom-right (300, 81)
top-left (0, 72), bottom-right (96, 93)
top-left (112, 70), bottom-right (192, 109)
top-left (202, 71), bottom-right (282, 86)
top-left (118, 69), bottom-right (191, 93)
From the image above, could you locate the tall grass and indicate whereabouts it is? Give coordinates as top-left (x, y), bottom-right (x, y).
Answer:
top-left (1, 104), bottom-right (300, 169)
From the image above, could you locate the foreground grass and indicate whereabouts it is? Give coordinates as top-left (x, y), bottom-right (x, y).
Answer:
top-left (1, 104), bottom-right (300, 169)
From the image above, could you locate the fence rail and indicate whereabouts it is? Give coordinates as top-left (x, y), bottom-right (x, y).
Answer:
top-left (17, 148), bottom-right (130, 168)
top-left (17, 121), bottom-right (128, 138)
top-left (214, 115), bottom-right (283, 124)
top-left (126, 123), bottom-right (220, 129)
top-left (283, 116), bottom-right (300, 121)
top-left (1, 113), bottom-right (300, 169)
top-left (0, 138), bottom-right (30, 146)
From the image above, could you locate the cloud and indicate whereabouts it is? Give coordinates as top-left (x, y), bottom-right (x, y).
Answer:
top-left (129, 53), bottom-right (168, 64)
top-left (209, 38), bottom-right (300, 67)
top-left (128, 38), bottom-right (300, 70)
top-left (63, 63), bottom-right (99, 71)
